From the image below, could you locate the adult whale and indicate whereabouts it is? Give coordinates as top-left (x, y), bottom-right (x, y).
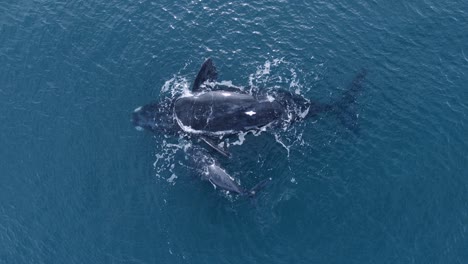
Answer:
top-left (132, 58), bottom-right (366, 155)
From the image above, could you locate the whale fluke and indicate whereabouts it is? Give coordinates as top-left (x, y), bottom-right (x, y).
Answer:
top-left (331, 69), bottom-right (367, 133)
top-left (246, 178), bottom-right (271, 197)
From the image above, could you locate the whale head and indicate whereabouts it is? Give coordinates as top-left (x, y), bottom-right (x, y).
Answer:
top-left (132, 100), bottom-right (175, 133)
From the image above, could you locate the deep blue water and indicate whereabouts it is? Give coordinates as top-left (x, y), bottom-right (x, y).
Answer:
top-left (1, 0), bottom-right (468, 263)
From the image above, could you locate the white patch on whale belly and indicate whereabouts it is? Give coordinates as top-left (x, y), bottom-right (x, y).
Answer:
top-left (221, 92), bottom-right (231, 97)
top-left (245, 111), bottom-right (256, 116)
top-left (134, 106), bottom-right (142, 112)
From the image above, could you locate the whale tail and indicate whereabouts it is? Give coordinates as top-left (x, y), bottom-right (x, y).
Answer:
top-left (245, 178), bottom-right (271, 198)
top-left (330, 69), bottom-right (367, 133)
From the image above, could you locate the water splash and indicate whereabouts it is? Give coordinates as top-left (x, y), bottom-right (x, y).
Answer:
top-left (248, 58), bottom-right (307, 95)
top-left (153, 137), bottom-right (192, 183)
top-left (153, 59), bottom-right (316, 188)
top-left (160, 75), bottom-right (190, 98)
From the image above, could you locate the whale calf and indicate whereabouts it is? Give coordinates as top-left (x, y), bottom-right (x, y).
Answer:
top-left (188, 147), bottom-right (270, 196)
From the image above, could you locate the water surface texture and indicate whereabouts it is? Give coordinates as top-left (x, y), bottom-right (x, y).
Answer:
top-left (1, 1), bottom-right (467, 263)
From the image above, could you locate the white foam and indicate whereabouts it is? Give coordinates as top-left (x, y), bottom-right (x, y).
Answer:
top-left (299, 106), bottom-right (310, 119)
top-left (204, 80), bottom-right (244, 91)
top-left (160, 75), bottom-right (190, 98)
top-left (229, 132), bottom-right (247, 146)
top-left (179, 93), bottom-right (194, 98)
top-left (289, 68), bottom-right (299, 90)
top-left (262, 60), bottom-right (271, 75)
top-left (161, 76), bottom-right (175, 93)
top-left (167, 174), bottom-right (177, 184)
top-left (275, 133), bottom-right (291, 157)
top-left (153, 138), bottom-right (192, 180)
top-left (175, 115), bottom-right (236, 136)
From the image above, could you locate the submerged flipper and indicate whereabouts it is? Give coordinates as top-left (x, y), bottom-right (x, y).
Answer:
top-left (192, 58), bottom-right (218, 92)
top-left (332, 69), bottom-right (367, 133)
top-left (200, 136), bottom-right (231, 158)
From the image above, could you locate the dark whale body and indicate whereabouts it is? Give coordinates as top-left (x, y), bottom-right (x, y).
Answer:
top-left (174, 91), bottom-right (285, 135)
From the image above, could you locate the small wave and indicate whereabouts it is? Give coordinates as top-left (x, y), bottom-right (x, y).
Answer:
top-left (160, 75), bottom-right (190, 98)
top-left (247, 58), bottom-right (309, 96)
top-left (153, 138), bottom-right (192, 182)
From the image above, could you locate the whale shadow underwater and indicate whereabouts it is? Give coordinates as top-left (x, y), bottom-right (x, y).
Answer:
top-left (132, 58), bottom-right (367, 196)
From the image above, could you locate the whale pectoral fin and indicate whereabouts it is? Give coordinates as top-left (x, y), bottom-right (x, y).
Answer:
top-left (208, 179), bottom-right (218, 189)
top-left (200, 136), bottom-right (231, 158)
top-left (192, 58), bottom-right (218, 92)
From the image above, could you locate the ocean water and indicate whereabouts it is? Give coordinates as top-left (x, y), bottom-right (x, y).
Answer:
top-left (1, 0), bottom-right (467, 263)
